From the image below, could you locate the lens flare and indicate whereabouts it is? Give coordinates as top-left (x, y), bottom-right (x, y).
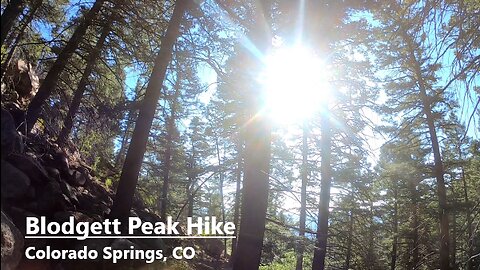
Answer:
top-left (259, 46), bottom-right (332, 124)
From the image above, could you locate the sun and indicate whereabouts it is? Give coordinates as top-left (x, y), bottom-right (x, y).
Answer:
top-left (259, 45), bottom-right (332, 124)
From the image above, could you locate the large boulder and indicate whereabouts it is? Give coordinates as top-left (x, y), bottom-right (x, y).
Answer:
top-left (1, 211), bottom-right (24, 270)
top-left (35, 181), bottom-right (68, 214)
top-left (1, 109), bottom-right (22, 158)
top-left (7, 59), bottom-right (39, 103)
top-left (1, 160), bottom-right (31, 200)
top-left (67, 170), bottom-right (88, 187)
top-left (3, 208), bottom-right (46, 250)
top-left (59, 181), bottom-right (79, 206)
top-left (7, 153), bottom-right (51, 183)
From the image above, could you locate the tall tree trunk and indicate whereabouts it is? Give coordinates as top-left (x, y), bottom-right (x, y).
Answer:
top-left (391, 185), bottom-right (398, 270)
top-left (422, 97), bottom-right (450, 270)
top-left (160, 82), bottom-right (180, 221)
top-left (185, 139), bottom-right (195, 218)
top-left (110, 0), bottom-right (190, 223)
top-left (296, 121), bottom-right (309, 270)
top-left (367, 201), bottom-right (376, 267)
top-left (187, 187), bottom-right (194, 217)
top-left (186, 174), bottom-right (194, 217)
top-left (409, 178), bottom-right (420, 270)
top-left (345, 210), bottom-right (354, 270)
top-left (160, 113), bottom-right (173, 221)
top-left (312, 114), bottom-right (332, 270)
top-left (215, 136), bottom-right (227, 253)
top-left (233, 108), bottom-right (271, 270)
top-left (459, 150), bottom-right (473, 270)
top-left (24, 0), bottom-right (106, 133)
top-left (1, 0), bottom-right (41, 79)
top-left (232, 3), bottom-right (271, 268)
top-left (185, 137), bottom-right (196, 218)
top-left (114, 105), bottom-right (136, 168)
top-left (231, 135), bottom-right (243, 262)
top-left (1, 0), bottom-right (25, 46)
top-left (403, 32), bottom-right (450, 270)
top-left (451, 194), bottom-right (457, 270)
top-left (57, 20), bottom-right (112, 146)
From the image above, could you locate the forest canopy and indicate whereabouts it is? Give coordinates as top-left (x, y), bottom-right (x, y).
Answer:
top-left (1, 0), bottom-right (479, 269)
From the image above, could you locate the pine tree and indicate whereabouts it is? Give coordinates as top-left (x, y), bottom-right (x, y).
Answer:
top-left (110, 0), bottom-right (191, 222)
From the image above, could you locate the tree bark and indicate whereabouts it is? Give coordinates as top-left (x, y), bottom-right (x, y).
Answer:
top-left (422, 98), bottom-right (450, 270)
top-left (409, 179), bottom-right (420, 270)
top-left (215, 136), bottom-right (227, 253)
top-left (231, 136), bottom-right (242, 261)
top-left (114, 105), bottom-right (136, 168)
top-left (232, 111), bottom-right (271, 270)
top-left (345, 209), bottom-right (354, 270)
top-left (57, 20), bottom-right (112, 146)
top-left (110, 0), bottom-right (190, 223)
top-left (186, 176), bottom-right (194, 218)
top-left (1, 0), bottom-right (26, 46)
top-left (459, 150), bottom-right (473, 270)
top-left (451, 191), bottom-right (457, 270)
top-left (367, 201), bottom-right (376, 266)
top-left (24, 0), bottom-right (106, 133)
top-left (186, 140), bottom-right (196, 218)
top-left (159, 113), bottom-right (174, 221)
top-left (403, 31), bottom-right (450, 270)
top-left (312, 114), bottom-right (332, 270)
top-left (391, 185), bottom-right (398, 270)
top-left (232, 3), bottom-right (271, 268)
top-left (160, 81), bottom-right (181, 221)
top-left (296, 121), bottom-right (309, 270)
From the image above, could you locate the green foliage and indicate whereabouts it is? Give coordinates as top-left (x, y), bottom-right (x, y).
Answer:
top-left (260, 251), bottom-right (312, 270)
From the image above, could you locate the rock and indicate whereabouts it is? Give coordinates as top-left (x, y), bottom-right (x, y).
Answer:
top-left (4, 207), bottom-right (35, 233)
top-left (99, 202), bottom-right (111, 216)
top-left (7, 153), bottom-right (51, 183)
top-left (76, 193), bottom-right (109, 217)
top-left (26, 185), bottom-right (36, 199)
top-left (53, 150), bottom-right (69, 173)
top-left (136, 237), bottom-right (166, 252)
top-left (1, 109), bottom-right (21, 158)
top-left (1, 160), bottom-right (31, 200)
top-left (53, 211), bottom-right (92, 224)
top-left (61, 194), bottom-right (73, 208)
top-left (45, 166), bottom-right (61, 179)
top-left (86, 181), bottom-right (113, 205)
top-left (9, 59), bottom-right (39, 103)
top-left (76, 192), bottom-right (96, 212)
top-left (67, 170), bottom-right (88, 186)
top-left (1, 211), bottom-right (24, 270)
top-left (36, 181), bottom-right (67, 214)
top-left (3, 103), bottom-right (26, 133)
top-left (76, 192), bottom-right (108, 216)
top-left (4, 208), bottom-right (46, 250)
top-left (111, 238), bottom-right (140, 250)
top-left (59, 181), bottom-right (79, 206)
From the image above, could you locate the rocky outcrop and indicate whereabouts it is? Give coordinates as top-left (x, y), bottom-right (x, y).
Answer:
top-left (0, 108), bottom-right (164, 270)
top-left (1, 160), bottom-right (31, 200)
top-left (1, 212), bottom-right (24, 270)
top-left (1, 108), bottom-right (22, 158)
top-left (3, 60), bottom-right (39, 105)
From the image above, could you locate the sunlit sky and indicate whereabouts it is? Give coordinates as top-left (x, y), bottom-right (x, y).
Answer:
top-left (259, 45), bottom-right (332, 123)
